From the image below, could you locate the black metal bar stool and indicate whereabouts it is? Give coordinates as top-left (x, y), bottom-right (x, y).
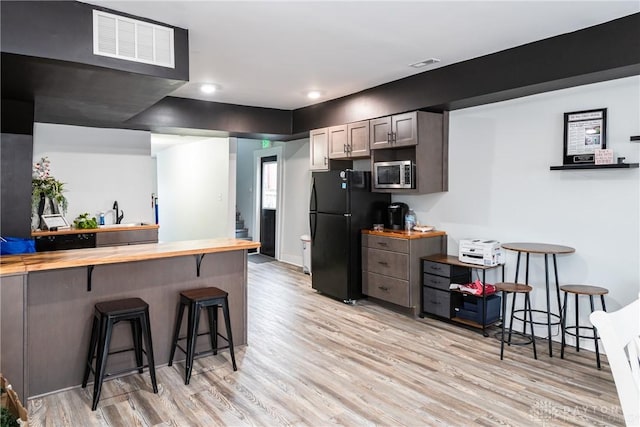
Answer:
top-left (169, 287), bottom-right (237, 384)
top-left (82, 297), bottom-right (158, 411)
top-left (560, 284), bottom-right (608, 369)
top-left (495, 282), bottom-right (537, 360)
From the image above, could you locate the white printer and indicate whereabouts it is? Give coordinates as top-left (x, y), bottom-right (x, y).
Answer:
top-left (459, 239), bottom-right (504, 266)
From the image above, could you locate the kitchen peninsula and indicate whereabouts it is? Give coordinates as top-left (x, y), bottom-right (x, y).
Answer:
top-left (0, 238), bottom-right (260, 402)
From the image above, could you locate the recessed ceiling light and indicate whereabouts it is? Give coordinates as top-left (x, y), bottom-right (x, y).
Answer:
top-left (307, 90), bottom-right (323, 100)
top-left (409, 58), bottom-right (441, 68)
top-left (200, 83), bottom-right (218, 94)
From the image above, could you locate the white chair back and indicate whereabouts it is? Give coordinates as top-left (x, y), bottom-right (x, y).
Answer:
top-left (590, 298), bottom-right (640, 426)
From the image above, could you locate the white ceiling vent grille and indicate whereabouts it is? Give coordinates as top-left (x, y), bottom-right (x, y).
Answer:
top-left (93, 10), bottom-right (175, 68)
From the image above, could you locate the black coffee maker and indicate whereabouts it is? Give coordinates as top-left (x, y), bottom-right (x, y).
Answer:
top-left (386, 202), bottom-right (408, 230)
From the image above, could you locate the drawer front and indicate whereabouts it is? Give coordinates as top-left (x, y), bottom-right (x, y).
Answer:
top-left (96, 229), bottom-right (158, 247)
top-left (363, 235), bottom-right (408, 253)
top-left (422, 288), bottom-right (453, 318)
top-left (363, 272), bottom-right (410, 307)
top-left (422, 260), bottom-right (469, 278)
top-left (423, 273), bottom-right (451, 291)
top-left (364, 248), bottom-right (408, 280)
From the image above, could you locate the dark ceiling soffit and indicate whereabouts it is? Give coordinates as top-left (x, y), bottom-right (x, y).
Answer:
top-left (1, 53), bottom-right (187, 128)
top-left (0, 0), bottom-right (189, 82)
top-left (143, 126), bottom-right (307, 142)
top-left (292, 12), bottom-right (640, 133)
top-left (1, 99), bottom-right (35, 135)
top-left (127, 97), bottom-right (293, 138)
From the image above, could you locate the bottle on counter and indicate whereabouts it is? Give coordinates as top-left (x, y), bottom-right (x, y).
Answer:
top-left (405, 209), bottom-right (416, 233)
top-left (99, 212), bottom-right (105, 226)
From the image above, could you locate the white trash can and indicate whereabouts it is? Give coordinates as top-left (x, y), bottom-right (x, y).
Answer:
top-left (300, 234), bottom-right (311, 274)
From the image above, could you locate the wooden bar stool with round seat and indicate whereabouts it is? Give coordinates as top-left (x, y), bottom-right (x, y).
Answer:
top-left (495, 282), bottom-right (537, 360)
top-left (560, 284), bottom-right (608, 369)
top-left (168, 287), bottom-right (237, 385)
top-left (81, 297), bottom-right (158, 411)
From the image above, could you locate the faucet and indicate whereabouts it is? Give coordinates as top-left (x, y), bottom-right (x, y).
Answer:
top-left (112, 200), bottom-right (124, 224)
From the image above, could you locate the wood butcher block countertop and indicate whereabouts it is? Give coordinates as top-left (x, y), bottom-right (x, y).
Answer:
top-left (0, 238), bottom-right (260, 275)
top-left (31, 223), bottom-right (159, 237)
top-left (362, 229), bottom-right (446, 240)
top-left (0, 255), bottom-right (27, 275)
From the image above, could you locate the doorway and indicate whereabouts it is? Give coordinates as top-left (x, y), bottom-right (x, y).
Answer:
top-left (259, 155), bottom-right (277, 257)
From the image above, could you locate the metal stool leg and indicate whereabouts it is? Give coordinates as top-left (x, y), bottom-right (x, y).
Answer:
top-left (500, 291), bottom-right (508, 360)
top-left (561, 291), bottom-right (568, 359)
top-left (131, 318), bottom-right (144, 374)
top-left (544, 253), bottom-right (553, 356)
top-left (82, 316), bottom-right (99, 388)
top-left (221, 297), bottom-right (237, 371)
top-left (589, 295), bottom-right (601, 369)
top-left (140, 308), bottom-right (158, 393)
top-left (525, 293), bottom-right (537, 359)
top-left (168, 301), bottom-right (186, 366)
top-left (92, 316), bottom-right (113, 411)
top-left (575, 293), bottom-right (580, 353)
top-left (508, 291), bottom-right (517, 344)
top-left (185, 302), bottom-right (202, 384)
top-left (207, 305), bottom-right (218, 355)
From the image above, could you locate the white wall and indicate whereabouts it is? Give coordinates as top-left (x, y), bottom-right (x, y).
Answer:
top-left (396, 76), bottom-right (640, 343)
top-left (156, 136), bottom-right (231, 242)
top-left (279, 138), bottom-right (311, 266)
top-left (33, 123), bottom-right (155, 226)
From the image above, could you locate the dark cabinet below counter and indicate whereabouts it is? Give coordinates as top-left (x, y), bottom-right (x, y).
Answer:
top-left (35, 233), bottom-right (96, 251)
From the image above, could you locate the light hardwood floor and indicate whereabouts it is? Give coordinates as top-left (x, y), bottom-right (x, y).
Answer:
top-left (28, 260), bottom-right (624, 426)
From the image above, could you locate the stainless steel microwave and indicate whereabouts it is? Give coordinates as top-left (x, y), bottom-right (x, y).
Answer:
top-left (373, 160), bottom-right (415, 189)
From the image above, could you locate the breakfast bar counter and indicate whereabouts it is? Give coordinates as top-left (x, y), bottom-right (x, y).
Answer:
top-left (0, 238), bottom-right (260, 400)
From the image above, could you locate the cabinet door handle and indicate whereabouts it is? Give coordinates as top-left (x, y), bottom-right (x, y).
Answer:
top-left (378, 286), bottom-right (390, 292)
top-left (391, 132), bottom-right (397, 144)
top-left (429, 266), bottom-right (443, 272)
top-left (377, 242), bottom-right (388, 247)
top-left (378, 261), bottom-right (388, 266)
top-left (343, 144), bottom-right (347, 153)
top-left (387, 132), bottom-right (392, 143)
top-left (430, 300), bottom-right (440, 305)
top-left (429, 279), bottom-right (441, 286)
top-left (324, 156), bottom-right (328, 165)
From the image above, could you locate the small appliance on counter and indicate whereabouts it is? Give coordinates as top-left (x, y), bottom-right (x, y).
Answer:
top-left (386, 202), bottom-right (408, 230)
top-left (458, 239), bottom-right (504, 266)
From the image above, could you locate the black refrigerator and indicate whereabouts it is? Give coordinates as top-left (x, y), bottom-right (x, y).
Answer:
top-left (309, 170), bottom-right (391, 302)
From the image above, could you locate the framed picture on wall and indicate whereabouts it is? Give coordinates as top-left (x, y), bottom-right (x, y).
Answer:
top-left (563, 108), bottom-right (607, 165)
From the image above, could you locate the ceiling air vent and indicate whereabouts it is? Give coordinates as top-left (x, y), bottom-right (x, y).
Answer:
top-left (93, 10), bottom-right (174, 68)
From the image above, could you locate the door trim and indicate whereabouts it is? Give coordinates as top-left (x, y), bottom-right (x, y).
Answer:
top-left (253, 146), bottom-right (283, 259)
